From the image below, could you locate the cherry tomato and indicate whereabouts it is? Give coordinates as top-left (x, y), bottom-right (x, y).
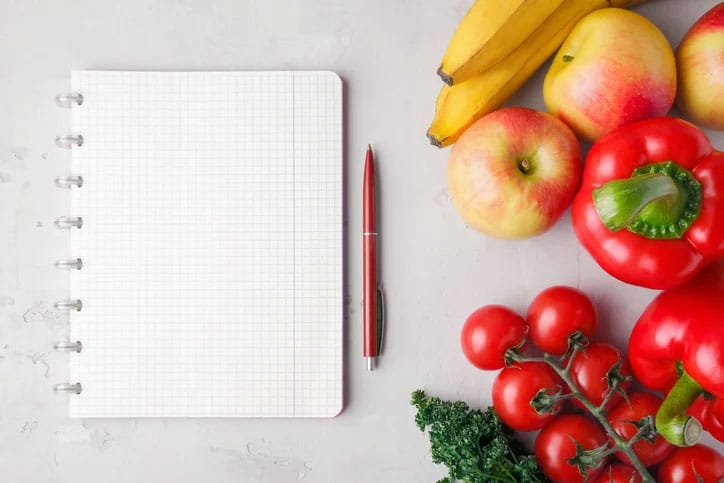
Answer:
top-left (527, 286), bottom-right (596, 355)
top-left (493, 361), bottom-right (563, 431)
top-left (569, 342), bottom-right (632, 410)
top-left (535, 414), bottom-right (608, 483)
top-left (593, 464), bottom-right (643, 483)
top-left (607, 392), bottom-right (673, 466)
top-left (657, 444), bottom-right (724, 483)
top-left (460, 305), bottom-right (526, 370)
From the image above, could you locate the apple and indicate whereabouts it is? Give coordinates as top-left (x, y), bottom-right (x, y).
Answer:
top-left (676, 2), bottom-right (724, 131)
top-left (543, 8), bottom-right (676, 142)
top-left (447, 107), bottom-right (581, 239)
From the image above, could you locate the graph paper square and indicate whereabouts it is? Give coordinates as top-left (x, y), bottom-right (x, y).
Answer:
top-left (67, 71), bottom-right (343, 417)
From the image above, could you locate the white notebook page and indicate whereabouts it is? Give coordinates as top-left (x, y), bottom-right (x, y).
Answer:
top-left (67, 71), bottom-right (343, 417)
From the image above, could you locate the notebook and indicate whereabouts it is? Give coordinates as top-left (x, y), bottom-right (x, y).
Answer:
top-left (54, 71), bottom-right (344, 418)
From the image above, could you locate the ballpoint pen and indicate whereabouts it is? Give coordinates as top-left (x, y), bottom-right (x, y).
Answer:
top-left (363, 144), bottom-right (384, 371)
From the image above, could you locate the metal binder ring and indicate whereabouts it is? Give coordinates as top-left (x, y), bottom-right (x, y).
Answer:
top-left (54, 216), bottom-right (83, 229)
top-left (55, 92), bottom-right (84, 108)
top-left (54, 340), bottom-right (82, 353)
top-left (53, 382), bottom-right (82, 394)
top-left (55, 175), bottom-right (83, 189)
top-left (55, 134), bottom-right (83, 149)
top-left (54, 299), bottom-right (83, 311)
top-left (55, 258), bottom-right (83, 270)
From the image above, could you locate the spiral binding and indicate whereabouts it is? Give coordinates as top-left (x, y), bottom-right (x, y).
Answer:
top-left (55, 258), bottom-right (83, 270)
top-left (55, 134), bottom-right (83, 149)
top-left (54, 299), bottom-right (82, 311)
top-left (55, 92), bottom-right (83, 108)
top-left (55, 175), bottom-right (83, 188)
top-left (54, 340), bottom-right (82, 353)
top-left (54, 216), bottom-right (83, 229)
top-left (54, 92), bottom-right (85, 396)
top-left (53, 383), bottom-right (82, 394)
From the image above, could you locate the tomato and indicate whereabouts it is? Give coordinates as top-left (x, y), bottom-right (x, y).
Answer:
top-left (592, 464), bottom-right (643, 483)
top-left (535, 414), bottom-right (608, 483)
top-left (657, 444), bottom-right (724, 483)
top-left (493, 361), bottom-right (563, 431)
top-left (569, 342), bottom-right (632, 410)
top-left (527, 286), bottom-right (596, 355)
top-left (607, 392), bottom-right (673, 466)
top-left (460, 305), bottom-right (527, 370)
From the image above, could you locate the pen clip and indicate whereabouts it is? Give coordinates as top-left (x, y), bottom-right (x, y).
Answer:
top-left (375, 283), bottom-right (385, 356)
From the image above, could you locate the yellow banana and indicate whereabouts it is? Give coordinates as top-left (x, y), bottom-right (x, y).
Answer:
top-left (438, 0), bottom-right (650, 86)
top-left (428, 0), bottom-right (651, 147)
top-left (428, 0), bottom-right (609, 147)
top-left (438, 0), bottom-right (566, 86)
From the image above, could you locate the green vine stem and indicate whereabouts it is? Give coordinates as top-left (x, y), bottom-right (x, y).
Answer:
top-left (509, 345), bottom-right (656, 482)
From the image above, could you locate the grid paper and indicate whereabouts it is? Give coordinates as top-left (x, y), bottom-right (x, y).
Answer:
top-left (67, 71), bottom-right (343, 417)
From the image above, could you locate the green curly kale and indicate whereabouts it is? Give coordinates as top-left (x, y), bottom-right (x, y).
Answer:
top-left (411, 390), bottom-right (548, 483)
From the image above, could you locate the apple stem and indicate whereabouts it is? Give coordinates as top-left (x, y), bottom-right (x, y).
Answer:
top-left (518, 157), bottom-right (532, 174)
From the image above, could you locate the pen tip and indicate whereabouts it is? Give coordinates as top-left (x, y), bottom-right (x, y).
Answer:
top-left (367, 144), bottom-right (372, 152)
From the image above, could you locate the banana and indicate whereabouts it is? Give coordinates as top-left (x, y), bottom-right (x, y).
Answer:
top-left (428, 0), bottom-right (651, 147)
top-left (438, 0), bottom-right (566, 86)
top-left (428, 0), bottom-right (609, 147)
top-left (438, 0), bottom-right (650, 86)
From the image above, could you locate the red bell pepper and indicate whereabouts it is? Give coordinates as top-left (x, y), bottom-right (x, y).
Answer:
top-left (689, 396), bottom-right (724, 443)
top-left (628, 259), bottom-right (724, 447)
top-left (572, 117), bottom-right (724, 289)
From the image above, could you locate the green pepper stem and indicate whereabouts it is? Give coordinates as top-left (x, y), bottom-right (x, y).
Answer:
top-left (656, 370), bottom-right (704, 447)
top-left (592, 161), bottom-right (702, 239)
top-left (593, 173), bottom-right (681, 231)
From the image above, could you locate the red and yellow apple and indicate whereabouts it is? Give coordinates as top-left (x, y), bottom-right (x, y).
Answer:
top-left (676, 2), bottom-right (724, 131)
top-left (447, 107), bottom-right (581, 239)
top-left (543, 8), bottom-right (676, 142)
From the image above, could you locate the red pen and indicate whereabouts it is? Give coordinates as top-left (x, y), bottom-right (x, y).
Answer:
top-left (363, 144), bottom-right (384, 371)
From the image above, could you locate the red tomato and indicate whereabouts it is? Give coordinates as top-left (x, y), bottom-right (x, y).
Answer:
top-left (593, 464), bottom-right (643, 483)
top-left (607, 392), bottom-right (673, 466)
top-left (460, 305), bottom-right (527, 370)
top-left (535, 414), bottom-right (608, 483)
top-left (657, 444), bottom-right (724, 483)
top-left (569, 342), bottom-right (632, 409)
top-left (493, 361), bottom-right (563, 431)
top-left (527, 286), bottom-right (596, 355)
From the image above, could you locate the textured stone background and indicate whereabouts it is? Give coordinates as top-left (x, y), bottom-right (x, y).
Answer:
top-left (0, 1), bottom-right (721, 482)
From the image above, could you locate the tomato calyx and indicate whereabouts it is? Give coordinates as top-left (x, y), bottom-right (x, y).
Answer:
top-left (599, 358), bottom-right (634, 411)
top-left (560, 331), bottom-right (591, 367)
top-left (530, 386), bottom-right (570, 414)
top-left (568, 440), bottom-right (609, 477)
top-left (503, 336), bottom-right (528, 368)
top-left (630, 415), bottom-right (658, 445)
top-left (615, 415), bottom-right (658, 448)
top-left (566, 330), bottom-right (591, 353)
